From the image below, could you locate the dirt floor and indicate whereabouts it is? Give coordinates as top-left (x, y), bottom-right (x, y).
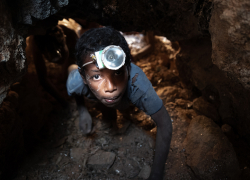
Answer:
top-left (10, 34), bottom-right (250, 180)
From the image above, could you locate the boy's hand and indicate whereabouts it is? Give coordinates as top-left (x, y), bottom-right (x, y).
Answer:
top-left (78, 106), bottom-right (92, 135)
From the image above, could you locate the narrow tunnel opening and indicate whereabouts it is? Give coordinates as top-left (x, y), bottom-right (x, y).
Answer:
top-left (0, 3), bottom-right (250, 178)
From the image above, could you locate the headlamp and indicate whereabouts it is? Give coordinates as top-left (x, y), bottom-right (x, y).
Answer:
top-left (81, 45), bottom-right (126, 70)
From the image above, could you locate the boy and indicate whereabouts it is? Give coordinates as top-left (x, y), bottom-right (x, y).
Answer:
top-left (67, 27), bottom-right (172, 180)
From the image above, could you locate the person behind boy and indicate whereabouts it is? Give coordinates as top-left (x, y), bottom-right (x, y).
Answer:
top-left (67, 27), bottom-right (172, 180)
top-left (28, 23), bottom-right (79, 108)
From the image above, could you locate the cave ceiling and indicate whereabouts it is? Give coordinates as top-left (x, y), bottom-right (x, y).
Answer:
top-left (8, 0), bottom-right (212, 40)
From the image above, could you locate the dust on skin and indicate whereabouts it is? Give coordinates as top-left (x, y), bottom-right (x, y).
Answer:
top-left (81, 55), bottom-right (128, 108)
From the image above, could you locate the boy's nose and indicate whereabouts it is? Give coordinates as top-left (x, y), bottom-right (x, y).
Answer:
top-left (104, 79), bottom-right (117, 93)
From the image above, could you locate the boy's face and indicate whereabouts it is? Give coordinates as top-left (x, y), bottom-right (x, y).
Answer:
top-left (81, 56), bottom-right (129, 108)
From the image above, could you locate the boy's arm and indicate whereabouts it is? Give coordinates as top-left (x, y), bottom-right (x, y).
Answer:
top-left (148, 105), bottom-right (172, 180)
top-left (74, 95), bottom-right (92, 134)
top-left (128, 64), bottom-right (172, 179)
top-left (132, 86), bottom-right (172, 180)
top-left (67, 65), bottom-right (93, 135)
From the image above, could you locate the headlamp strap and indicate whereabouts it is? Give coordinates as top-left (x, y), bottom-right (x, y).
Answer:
top-left (79, 54), bottom-right (97, 69)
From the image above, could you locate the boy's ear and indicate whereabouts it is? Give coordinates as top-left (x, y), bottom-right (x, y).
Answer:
top-left (78, 69), bottom-right (88, 84)
top-left (81, 75), bottom-right (88, 84)
top-left (127, 65), bottom-right (131, 77)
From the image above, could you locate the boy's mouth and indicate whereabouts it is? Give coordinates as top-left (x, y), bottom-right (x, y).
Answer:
top-left (104, 95), bottom-right (121, 104)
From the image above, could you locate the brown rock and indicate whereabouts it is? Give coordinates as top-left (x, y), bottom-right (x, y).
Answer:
top-left (87, 150), bottom-right (116, 169)
top-left (193, 97), bottom-right (220, 123)
top-left (183, 115), bottom-right (240, 180)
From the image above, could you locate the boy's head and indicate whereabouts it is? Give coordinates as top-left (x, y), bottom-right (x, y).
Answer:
top-left (75, 27), bottom-right (131, 107)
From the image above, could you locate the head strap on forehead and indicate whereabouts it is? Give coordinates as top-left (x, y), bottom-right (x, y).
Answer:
top-left (79, 45), bottom-right (126, 70)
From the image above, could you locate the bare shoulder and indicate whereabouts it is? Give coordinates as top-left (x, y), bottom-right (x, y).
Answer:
top-left (68, 64), bottom-right (79, 74)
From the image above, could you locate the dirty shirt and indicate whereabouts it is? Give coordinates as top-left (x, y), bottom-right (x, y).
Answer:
top-left (66, 63), bottom-right (163, 115)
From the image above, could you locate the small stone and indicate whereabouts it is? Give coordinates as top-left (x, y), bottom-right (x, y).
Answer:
top-left (56, 156), bottom-right (62, 165)
top-left (138, 165), bottom-right (151, 179)
top-left (117, 148), bottom-right (126, 157)
top-left (97, 138), bottom-right (108, 146)
top-left (87, 150), bottom-right (116, 169)
top-left (175, 99), bottom-right (193, 109)
top-left (70, 148), bottom-right (83, 161)
top-left (148, 138), bottom-right (155, 149)
top-left (150, 127), bottom-right (157, 136)
top-left (124, 159), bottom-right (140, 178)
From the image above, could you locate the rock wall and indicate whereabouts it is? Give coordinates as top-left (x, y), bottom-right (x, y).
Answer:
top-left (176, 36), bottom-right (250, 140)
top-left (0, 0), bottom-right (69, 104)
top-left (210, 0), bottom-right (250, 90)
top-left (0, 1), bottom-right (26, 104)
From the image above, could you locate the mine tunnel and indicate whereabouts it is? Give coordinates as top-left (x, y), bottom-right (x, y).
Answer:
top-left (1, 0), bottom-right (250, 179)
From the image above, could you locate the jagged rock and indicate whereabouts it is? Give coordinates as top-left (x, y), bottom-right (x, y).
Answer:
top-left (193, 97), bottom-right (220, 123)
top-left (0, 0), bottom-right (26, 104)
top-left (87, 150), bottom-right (116, 169)
top-left (210, 0), bottom-right (250, 91)
top-left (183, 115), bottom-right (240, 180)
top-left (12, 0), bottom-right (68, 25)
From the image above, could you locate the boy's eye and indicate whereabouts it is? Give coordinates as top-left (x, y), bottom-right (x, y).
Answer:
top-left (115, 70), bottom-right (122, 75)
top-left (92, 74), bottom-right (102, 80)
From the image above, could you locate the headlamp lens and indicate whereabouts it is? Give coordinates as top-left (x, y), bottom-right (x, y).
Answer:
top-left (102, 46), bottom-right (125, 70)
